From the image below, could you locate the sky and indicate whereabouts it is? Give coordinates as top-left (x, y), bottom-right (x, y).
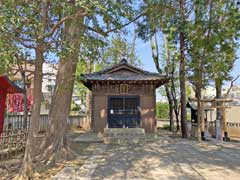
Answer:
top-left (133, 37), bottom-right (240, 101)
top-left (134, 36), bottom-right (240, 87)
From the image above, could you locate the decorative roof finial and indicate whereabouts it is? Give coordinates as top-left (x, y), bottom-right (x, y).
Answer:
top-left (120, 58), bottom-right (128, 64)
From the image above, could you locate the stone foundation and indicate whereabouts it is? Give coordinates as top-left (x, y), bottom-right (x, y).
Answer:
top-left (103, 128), bottom-right (146, 145)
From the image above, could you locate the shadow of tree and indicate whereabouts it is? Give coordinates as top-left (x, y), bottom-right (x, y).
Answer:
top-left (87, 131), bottom-right (240, 180)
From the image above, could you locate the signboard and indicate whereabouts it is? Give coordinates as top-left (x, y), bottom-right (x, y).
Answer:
top-left (7, 93), bottom-right (33, 112)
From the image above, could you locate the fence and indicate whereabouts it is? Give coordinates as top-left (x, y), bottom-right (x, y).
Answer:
top-left (0, 129), bottom-right (27, 160)
top-left (208, 121), bottom-right (240, 139)
top-left (0, 114), bottom-right (87, 160)
top-left (3, 114), bottom-right (87, 133)
top-left (226, 122), bottom-right (240, 138)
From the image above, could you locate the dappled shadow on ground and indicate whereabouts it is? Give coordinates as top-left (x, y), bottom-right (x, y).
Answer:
top-left (49, 130), bottom-right (240, 180)
top-left (0, 130), bottom-right (97, 180)
top-left (85, 130), bottom-right (240, 180)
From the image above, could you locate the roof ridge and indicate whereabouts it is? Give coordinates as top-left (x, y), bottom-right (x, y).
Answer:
top-left (82, 59), bottom-right (165, 77)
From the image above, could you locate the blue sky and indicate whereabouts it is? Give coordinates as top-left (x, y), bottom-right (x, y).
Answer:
top-left (134, 37), bottom-right (240, 87)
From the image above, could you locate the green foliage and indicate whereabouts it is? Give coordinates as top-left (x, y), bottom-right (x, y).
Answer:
top-left (186, 84), bottom-right (193, 99)
top-left (74, 61), bottom-right (89, 100)
top-left (0, 27), bottom-right (17, 74)
top-left (0, 0), bottom-right (141, 102)
top-left (102, 34), bottom-right (140, 66)
top-left (71, 102), bottom-right (81, 112)
top-left (156, 102), bottom-right (169, 119)
top-left (0, 0), bottom-right (138, 63)
top-left (74, 32), bottom-right (140, 97)
top-left (138, 0), bottom-right (239, 91)
top-left (187, 1), bottom-right (240, 87)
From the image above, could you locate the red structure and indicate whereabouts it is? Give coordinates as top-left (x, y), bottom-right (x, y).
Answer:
top-left (7, 93), bottom-right (33, 112)
top-left (0, 75), bottom-right (24, 134)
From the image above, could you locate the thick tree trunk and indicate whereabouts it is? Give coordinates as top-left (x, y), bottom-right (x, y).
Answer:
top-left (41, 13), bottom-right (84, 163)
top-left (179, 0), bottom-right (188, 138)
top-left (215, 80), bottom-right (223, 139)
top-left (179, 32), bottom-right (188, 138)
top-left (41, 53), bottom-right (78, 162)
top-left (17, 1), bottom-right (48, 179)
top-left (17, 46), bottom-right (44, 179)
top-left (179, 33), bottom-right (187, 138)
top-left (216, 81), bottom-right (222, 122)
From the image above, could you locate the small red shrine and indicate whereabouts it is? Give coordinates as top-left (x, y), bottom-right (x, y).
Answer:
top-left (0, 75), bottom-right (24, 134)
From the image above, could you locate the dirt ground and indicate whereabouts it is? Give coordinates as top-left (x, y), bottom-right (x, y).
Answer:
top-left (51, 130), bottom-right (240, 180)
top-left (0, 130), bottom-right (95, 180)
top-left (1, 129), bottom-right (240, 180)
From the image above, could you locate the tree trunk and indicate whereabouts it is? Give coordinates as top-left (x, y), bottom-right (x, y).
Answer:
top-left (173, 98), bottom-right (180, 131)
top-left (23, 93), bottom-right (28, 129)
top-left (130, 28), bottom-right (137, 64)
top-left (85, 90), bottom-right (92, 130)
top-left (196, 83), bottom-right (202, 141)
top-left (165, 85), bottom-right (174, 131)
top-left (175, 108), bottom-right (180, 131)
top-left (170, 72), bottom-right (180, 131)
top-left (179, 32), bottom-right (187, 138)
top-left (17, 46), bottom-right (44, 180)
top-left (41, 12), bottom-right (84, 163)
top-left (179, 0), bottom-right (188, 138)
top-left (216, 80), bottom-right (222, 121)
top-left (19, 69), bottom-right (28, 130)
top-left (17, 1), bottom-right (48, 178)
top-left (215, 79), bottom-right (222, 139)
top-left (162, 35), bottom-right (175, 131)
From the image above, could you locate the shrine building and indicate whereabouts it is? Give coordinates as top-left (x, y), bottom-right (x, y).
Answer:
top-left (81, 59), bottom-right (169, 133)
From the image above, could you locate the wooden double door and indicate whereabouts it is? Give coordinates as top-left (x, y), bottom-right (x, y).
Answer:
top-left (108, 96), bottom-right (140, 128)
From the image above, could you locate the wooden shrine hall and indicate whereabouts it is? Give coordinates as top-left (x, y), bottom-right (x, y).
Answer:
top-left (81, 59), bottom-right (170, 133)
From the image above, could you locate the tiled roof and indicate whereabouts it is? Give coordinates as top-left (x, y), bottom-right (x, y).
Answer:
top-left (80, 59), bottom-right (170, 89)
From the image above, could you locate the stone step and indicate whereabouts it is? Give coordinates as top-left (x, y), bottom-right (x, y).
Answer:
top-left (103, 128), bottom-right (146, 144)
top-left (104, 128), bottom-right (145, 136)
top-left (104, 137), bottom-right (146, 145)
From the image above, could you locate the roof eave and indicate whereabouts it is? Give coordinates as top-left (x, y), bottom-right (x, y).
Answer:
top-left (0, 75), bottom-right (25, 93)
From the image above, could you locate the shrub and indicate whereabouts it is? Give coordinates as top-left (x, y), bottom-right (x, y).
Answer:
top-left (156, 102), bottom-right (169, 119)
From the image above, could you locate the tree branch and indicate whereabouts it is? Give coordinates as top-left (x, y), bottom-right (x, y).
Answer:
top-left (225, 74), bottom-right (240, 97)
top-left (105, 12), bottom-right (145, 34)
top-left (0, 31), bottom-right (36, 49)
top-left (45, 9), bottom-right (88, 38)
top-left (150, 35), bottom-right (162, 74)
top-left (86, 11), bottom-right (146, 37)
